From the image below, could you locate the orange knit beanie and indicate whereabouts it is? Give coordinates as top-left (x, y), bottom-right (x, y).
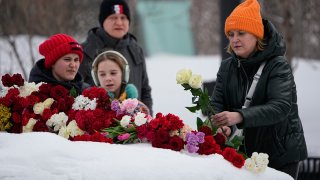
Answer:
top-left (225, 0), bottom-right (264, 39)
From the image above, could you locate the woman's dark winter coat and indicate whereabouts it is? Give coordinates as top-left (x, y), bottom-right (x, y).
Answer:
top-left (78, 27), bottom-right (153, 114)
top-left (212, 20), bottom-right (307, 169)
top-left (29, 59), bottom-right (89, 94)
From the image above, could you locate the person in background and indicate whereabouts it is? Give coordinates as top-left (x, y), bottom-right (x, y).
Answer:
top-left (209, 0), bottom-right (307, 179)
top-left (79, 0), bottom-right (153, 115)
top-left (91, 50), bottom-right (150, 115)
top-left (29, 33), bottom-right (89, 94)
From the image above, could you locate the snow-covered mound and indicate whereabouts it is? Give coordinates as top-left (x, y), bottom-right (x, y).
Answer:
top-left (0, 132), bottom-right (293, 180)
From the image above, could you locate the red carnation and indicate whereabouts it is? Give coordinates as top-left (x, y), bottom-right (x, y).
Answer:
top-left (154, 129), bottom-right (170, 143)
top-left (136, 124), bottom-right (148, 139)
top-left (1, 74), bottom-right (13, 87)
top-left (198, 136), bottom-right (222, 155)
top-left (12, 112), bottom-right (22, 123)
top-left (214, 132), bottom-right (227, 148)
top-left (73, 134), bottom-right (91, 141)
top-left (199, 125), bottom-right (212, 136)
top-left (222, 147), bottom-right (244, 168)
top-left (50, 85), bottom-right (69, 100)
top-left (169, 135), bottom-right (184, 151)
top-left (33, 121), bottom-right (50, 132)
top-left (231, 153), bottom-right (245, 168)
top-left (11, 73), bottom-right (24, 86)
top-left (26, 95), bottom-right (40, 107)
top-left (91, 132), bottom-right (113, 143)
top-left (38, 83), bottom-right (52, 95)
top-left (222, 147), bottom-right (237, 162)
top-left (167, 113), bottom-right (184, 130)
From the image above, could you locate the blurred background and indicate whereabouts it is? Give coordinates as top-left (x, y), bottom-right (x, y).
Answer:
top-left (1, 0), bottom-right (320, 78)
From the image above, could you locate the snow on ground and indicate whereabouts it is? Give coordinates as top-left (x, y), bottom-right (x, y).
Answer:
top-left (0, 132), bottom-right (293, 180)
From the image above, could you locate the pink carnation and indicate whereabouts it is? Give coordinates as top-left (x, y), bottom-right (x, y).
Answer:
top-left (118, 133), bottom-right (130, 141)
top-left (121, 99), bottom-right (138, 113)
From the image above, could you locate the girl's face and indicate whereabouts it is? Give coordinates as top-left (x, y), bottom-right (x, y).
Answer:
top-left (97, 59), bottom-right (122, 97)
top-left (227, 30), bottom-right (258, 58)
top-left (103, 14), bottom-right (129, 39)
top-left (51, 53), bottom-right (80, 81)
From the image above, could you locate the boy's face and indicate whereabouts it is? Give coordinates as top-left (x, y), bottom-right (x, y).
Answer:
top-left (51, 53), bottom-right (80, 82)
top-left (103, 14), bottom-right (129, 39)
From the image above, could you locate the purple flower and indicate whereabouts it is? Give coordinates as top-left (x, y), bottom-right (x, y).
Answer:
top-left (185, 132), bottom-right (206, 153)
top-left (186, 132), bottom-right (200, 153)
top-left (186, 143), bottom-right (199, 153)
top-left (186, 132), bottom-right (198, 143)
top-left (196, 132), bottom-right (205, 143)
top-left (111, 100), bottom-right (120, 111)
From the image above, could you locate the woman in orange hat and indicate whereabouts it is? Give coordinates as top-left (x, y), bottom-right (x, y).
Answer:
top-left (209, 0), bottom-right (307, 179)
top-left (29, 34), bottom-right (89, 94)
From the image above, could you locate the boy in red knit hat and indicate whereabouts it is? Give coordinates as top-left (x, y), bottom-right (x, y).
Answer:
top-left (29, 33), bottom-right (89, 94)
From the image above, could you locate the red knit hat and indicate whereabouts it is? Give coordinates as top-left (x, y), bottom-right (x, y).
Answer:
top-left (225, 0), bottom-right (264, 40)
top-left (39, 34), bottom-right (83, 69)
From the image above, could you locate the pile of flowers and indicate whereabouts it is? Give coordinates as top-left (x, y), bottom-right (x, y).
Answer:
top-left (0, 73), bottom-right (269, 170)
top-left (176, 69), bottom-right (270, 171)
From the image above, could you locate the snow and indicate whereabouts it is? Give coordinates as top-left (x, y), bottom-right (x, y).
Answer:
top-left (0, 132), bottom-right (293, 180)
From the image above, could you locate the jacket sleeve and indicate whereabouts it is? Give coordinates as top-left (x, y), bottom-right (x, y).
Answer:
top-left (237, 58), bottom-right (293, 128)
top-left (139, 49), bottom-right (153, 116)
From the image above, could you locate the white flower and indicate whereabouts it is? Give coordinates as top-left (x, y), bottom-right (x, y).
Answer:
top-left (188, 74), bottom-right (203, 89)
top-left (176, 69), bottom-right (192, 84)
top-left (72, 95), bottom-right (97, 110)
top-left (46, 112), bottom-right (68, 132)
top-left (245, 152), bottom-right (269, 173)
top-left (85, 98), bottom-right (97, 110)
top-left (256, 153), bottom-right (269, 166)
top-left (134, 112), bottom-right (147, 126)
top-left (58, 126), bottom-right (69, 139)
top-left (57, 120), bottom-right (84, 139)
top-left (19, 82), bottom-right (43, 97)
top-left (33, 98), bottom-right (54, 115)
top-left (255, 165), bottom-right (266, 173)
top-left (67, 120), bottom-right (84, 137)
top-left (251, 152), bottom-right (259, 161)
top-left (33, 102), bottom-right (45, 115)
top-left (43, 98), bottom-right (54, 109)
top-left (244, 158), bottom-right (255, 171)
top-left (22, 118), bottom-right (37, 132)
top-left (120, 115), bottom-right (131, 127)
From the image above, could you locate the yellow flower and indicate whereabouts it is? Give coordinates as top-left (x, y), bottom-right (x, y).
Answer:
top-left (0, 104), bottom-right (12, 131)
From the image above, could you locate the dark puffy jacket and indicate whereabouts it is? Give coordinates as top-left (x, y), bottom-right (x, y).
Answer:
top-left (212, 20), bottom-right (307, 168)
top-left (79, 27), bottom-right (153, 115)
top-left (29, 59), bottom-right (89, 94)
